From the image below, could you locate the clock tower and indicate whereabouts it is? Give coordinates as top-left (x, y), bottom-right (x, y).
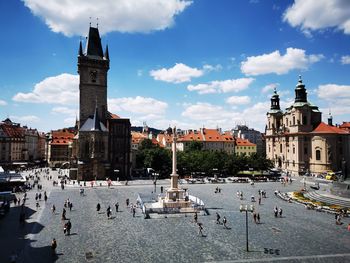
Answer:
top-left (78, 26), bottom-right (109, 128)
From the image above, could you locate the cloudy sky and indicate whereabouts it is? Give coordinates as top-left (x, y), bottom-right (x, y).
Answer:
top-left (1, 0), bottom-right (350, 132)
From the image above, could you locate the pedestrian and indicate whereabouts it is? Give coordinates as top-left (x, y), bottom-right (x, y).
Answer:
top-left (274, 206), bottom-right (278, 217)
top-left (198, 222), bottom-right (204, 236)
top-left (69, 202), bottom-right (73, 211)
top-left (35, 193), bottom-right (38, 201)
top-left (257, 213), bottom-right (260, 223)
top-left (223, 216), bottom-right (228, 229)
top-left (107, 206), bottom-right (111, 218)
top-left (279, 208), bottom-right (283, 217)
top-left (115, 202), bottom-right (119, 212)
top-left (258, 196), bottom-right (261, 205)
top-left (51, 238), bottom-right (57, 255)
top-left (216, 212), bottom-right (221, 224)
top-left (38, 193), bottom-right (42, 200)
top-left (96, 203), bottom-right (101, 212)
top-left (66, 220), bottom-right (72, 235)
top-left (194, 212), bottom-right (198, 223)
top-left (253, 212), bottom-right (257, 223)
top-left (36, 201), bottom-right (40, 209)
top-left (126, 198), bottom-right (129, 207)
top-left (132, 206), bottom-right (136, 217)
top-left (51, 205), bottom-right (56, 213)
top-left (62, 208), bottom-right (66, 220)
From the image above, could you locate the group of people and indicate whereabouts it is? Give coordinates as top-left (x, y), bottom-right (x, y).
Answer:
top-left (274, 206), bottom-right (283, 217)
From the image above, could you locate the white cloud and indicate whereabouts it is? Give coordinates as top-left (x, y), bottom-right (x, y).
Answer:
top-left (12, 73), bottom-right (78, 105)
top-left (241, 48), bottom-right (323, 76)
top-left (317, 84), bottom-right (350, 99)
top-left (108, 96), bottom-right (168, 115)
top-left (11, 115), bottom-right (40, 123)
top-left (181, 102), bottom-right (234, 121)
top-left (64, 117), bottom-right (76, 126)
top-left (262, 83), bottom-right (279, 93)
top-left (0, 100), bottom-right (7, 106)
top-left (226, 96), bottom-right (251, 105)
top-left (341, 55), bottom-right (350, 64)
top-left (51, 107), bottom-right (77, 116)
top-left (150, 63), bottom-right (203, 83)
top-left (23, 0), bottom-right (192, 36)
top-left (187, 78), bottom-right (254, 94)
top-left (283, 0), bottom-right (350, 35)
top-left (203, 64), bottom-right (223, 72)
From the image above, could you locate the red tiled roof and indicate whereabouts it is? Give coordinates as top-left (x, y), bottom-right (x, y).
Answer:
top-left (339, 122), bottom-right (350, 130)
top-left (235, 138), bottom-right (256, 147)
top-left (0, 124), bottom-right (25, 138)
top-left (51, 129), bottom-right (74, 145)
top-left (312, 122), bottom-right (349, 134)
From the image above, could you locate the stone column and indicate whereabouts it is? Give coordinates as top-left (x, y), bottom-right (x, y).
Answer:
top-left (170, 127), bottom-right (178, 190)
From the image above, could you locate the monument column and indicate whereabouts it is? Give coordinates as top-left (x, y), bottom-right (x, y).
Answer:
top-left (170, 127), bottom-right (179, 190)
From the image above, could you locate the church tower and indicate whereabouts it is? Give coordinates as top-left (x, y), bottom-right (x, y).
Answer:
top-left (78, 26), bottom-right (109, 127)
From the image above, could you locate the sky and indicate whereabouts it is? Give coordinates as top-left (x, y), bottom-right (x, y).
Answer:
top-left (0, 0), bottom-right (350, 133)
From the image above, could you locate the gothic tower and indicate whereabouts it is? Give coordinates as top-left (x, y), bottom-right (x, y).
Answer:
top-left (78, 26), bottom-right (109, 127)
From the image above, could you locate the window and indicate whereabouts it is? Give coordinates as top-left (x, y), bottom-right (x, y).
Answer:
top-left (280, 144), bottom-right (282, 153)
top-left (316, 149), bottom-right (321, 160)
top-left (293, 116), bottom-right (295, 125)
top-left (293, 147), bottom-right (295, 154)
top-left (293, 160), bottom-right (295, 167)
top-left (303, 116), bottom-right (307, 125)
top-left (304, 147), bottom-right (308, 155)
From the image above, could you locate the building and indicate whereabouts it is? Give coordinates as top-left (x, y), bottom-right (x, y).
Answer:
top-left (265, 76), bottom-right (350, 175)
top-left (0, 119), bottom-right (25, 163)
top-left (232, 125), bottom-right (264, 154)
top-left (48, 129), bottom-right (75, 167)
top-left (71, 26), bottom-right (131, 181)
top-left (235, 137), bottom-right (257, 156)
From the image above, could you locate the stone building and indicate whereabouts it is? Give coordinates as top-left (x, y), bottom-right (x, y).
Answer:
top-left (232, 125), bottom-right (264, 154)
top-left (71, 26), bottom-right (131, 181)
top-left (265, 76), bottom-right (350, 175)
top-left (48, 129), bottom-right (75, 167)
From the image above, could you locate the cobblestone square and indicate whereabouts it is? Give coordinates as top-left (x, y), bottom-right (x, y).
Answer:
top-left (2, 174), bottom-right (349, 263)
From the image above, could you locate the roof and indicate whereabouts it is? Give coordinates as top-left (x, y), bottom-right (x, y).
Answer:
top-left (311, 122), bottom-right (349, 134)
top-left (339, 122), bottom-right (350, 130)
top-left (51, 129), bottom-right (75, 145)
top-left (80, 107), bottom-right (108, 132)
top-left (235, 138), bottom-right (256, 147)
top-left (85, 27), bottom-right (104, 58)
top-left (131, 132), bottom-right (147, 144)
top-left (0, 123), bottom-right (25, 139)
top-left (106, 111), bottom-right (120, 119)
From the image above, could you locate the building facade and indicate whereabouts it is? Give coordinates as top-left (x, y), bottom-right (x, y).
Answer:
top-left (232, 125), bottom-right (264, 154)
top-left (48, 129), bottom-right (75, 167)
top-left (266, 76), bottom-right (350, 175)
top-left (71, 26), bottom-right (131, 181)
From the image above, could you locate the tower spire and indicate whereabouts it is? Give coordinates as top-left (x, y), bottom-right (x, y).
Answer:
top-left (104, 44), bottom-right (109, 60)
top-left (295, 75), bottom-right (307, 103)
top-left (78, 39), bottom-right (83, 56)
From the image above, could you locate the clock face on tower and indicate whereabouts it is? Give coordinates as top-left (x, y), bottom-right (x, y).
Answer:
top-left (89, 70), bottom-right (98, 83)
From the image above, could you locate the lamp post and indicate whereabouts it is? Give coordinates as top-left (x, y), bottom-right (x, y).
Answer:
top-left (240, 204), bottom-right (254, 252)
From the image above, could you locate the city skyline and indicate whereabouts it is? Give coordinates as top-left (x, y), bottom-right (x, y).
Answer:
top-left (1, 0), bottom-right (350, 133)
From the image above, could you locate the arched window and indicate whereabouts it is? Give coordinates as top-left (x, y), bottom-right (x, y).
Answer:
top-left (280, 144), bottom-right (282, 153)
top-left (316, 149), bottom-right (321, 160)
top-left (293, 116), bottom-right (295, 125)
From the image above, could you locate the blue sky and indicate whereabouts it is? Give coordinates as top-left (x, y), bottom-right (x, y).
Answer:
top-left (0, 0), bottom-right (350, 132)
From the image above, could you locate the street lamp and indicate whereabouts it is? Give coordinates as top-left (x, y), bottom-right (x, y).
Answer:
top-left (240, 204), bottom-right (255, 252)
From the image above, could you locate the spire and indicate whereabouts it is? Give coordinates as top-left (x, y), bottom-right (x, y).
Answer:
top-left (78, 40), bottom-right (83, 56)
top-left (104, 45), bottom-right (109, 60)
top-left (270, 87), bottom-right (280, 111)
top-left (294, 75), bottom-right (307, 103)
top-left (328, 109), bottom-right (333, 126)
top-left (85, 26), bottom-right (104, 58)
top-left (92, 105), bottom-right (102, 131)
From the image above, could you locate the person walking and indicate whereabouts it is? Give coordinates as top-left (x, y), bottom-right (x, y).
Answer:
top-left (44, 193), bottom-right (48, 202)
top-left (198, 222), bottom-right (204, 237)
top-left (51, 239), bottom-right (57, 255)
top-left (51, 205), bottom-right (56, 213)
top-left (257, 213), bottom-right (260, 224)
top-left (66, 220), bottom-right (72, 235)
top-left (216, 212), bottom-right (221, 224)
top-left (115, 202), bottom-right (119, 212)
top-left (279, 208), bottom-right (283, 217)
top-left (132, 206), bottom-right (136, 218)
top-left (96, 203), bottom-right (101, 212)
top-left (126, 198), bottom-right (130, 207)
top-left (253, 212), bottom-right (257, 223)
top-left (223, 216), bottom-right (228, 229)
top-left (258, 196), bottom-right (261, 205)
top-left (107, 206), bottom-right (111, 218)
top-left (69, 202), bottom-right (73, 211)
top-left (194, 212), bottom-right (198, 223)
top-left (274, 206), bottom-right (278, 217)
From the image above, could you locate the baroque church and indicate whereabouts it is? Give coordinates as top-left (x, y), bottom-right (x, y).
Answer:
top-left (70, 26), bottom-right (131, 181)
top-left (265, 76), bottom-right (350, 176)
